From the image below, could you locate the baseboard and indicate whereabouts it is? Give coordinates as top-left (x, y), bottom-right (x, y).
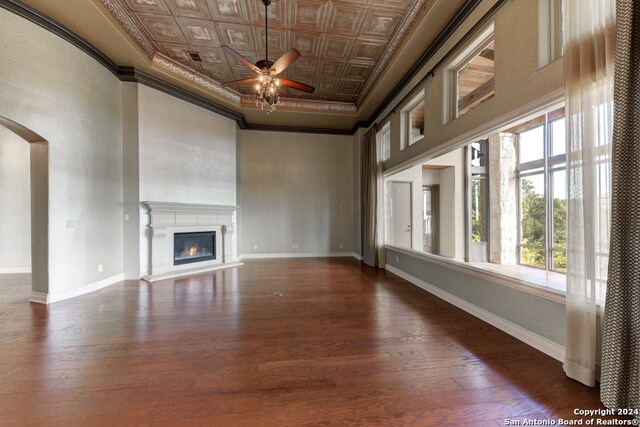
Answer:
top-left (385, 264), bottom-right (566, 362)
top-left (241, 252), bottom-right (356, 259)
top-left (29, 292), bottom-right (49, 304)
top-left (123, 275), bottom-right (142, 281)
top-left (352, 252), bottom-right (362, 261)
top-left (42, 274), bottom-right (125, 304)
top-left (0, 267), bottom-right (31, 274)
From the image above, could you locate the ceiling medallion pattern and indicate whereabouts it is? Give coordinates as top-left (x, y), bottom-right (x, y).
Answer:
top-left (99, 0), bottom-right (429, 112)
top-left (152, 53), bottom-right (241, 101)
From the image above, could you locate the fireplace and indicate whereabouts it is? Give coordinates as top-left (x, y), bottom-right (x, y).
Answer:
top-left (173, 231), bottom-right (215, 265)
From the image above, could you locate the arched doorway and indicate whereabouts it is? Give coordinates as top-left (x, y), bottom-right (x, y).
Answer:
top-left (0, 116), bottom-right (48, 300)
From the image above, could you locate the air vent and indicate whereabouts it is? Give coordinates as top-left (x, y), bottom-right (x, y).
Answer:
top-left (188, 51), bottom-right (202, 62)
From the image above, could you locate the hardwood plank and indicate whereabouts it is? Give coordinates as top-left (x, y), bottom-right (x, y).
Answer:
top-left (0, 259), bottom-right (610, 425)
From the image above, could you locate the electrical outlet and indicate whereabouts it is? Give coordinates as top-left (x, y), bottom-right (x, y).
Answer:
top-left (98, 264), bottom-right (104, 273)
top-left (339, 243), bottom-right (343, 249)
top-left (123, 213), bottom-right (130, 221)
top-left (253, 244), bottom-right (258, 250)
top-left (395, 256), bottom-right (399, 263)
top-left (66, 220), bottom-right (78, 230)
top-left (292, 244), bottom-right (299, 249)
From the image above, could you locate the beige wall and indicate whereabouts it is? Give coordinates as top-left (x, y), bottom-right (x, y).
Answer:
top-left (0, 8), bottom-right (123, 295)
top-left (238, 130), bottom-right (354, 256)
top-left (0, 127), bottom-right (31, 273)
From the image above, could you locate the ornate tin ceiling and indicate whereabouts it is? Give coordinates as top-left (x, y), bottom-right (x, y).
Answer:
top-left (100, 0), bottom-right (429, 111)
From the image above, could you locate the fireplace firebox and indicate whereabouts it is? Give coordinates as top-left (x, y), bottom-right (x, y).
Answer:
top-left (173, 231), bottom-right (216, 265)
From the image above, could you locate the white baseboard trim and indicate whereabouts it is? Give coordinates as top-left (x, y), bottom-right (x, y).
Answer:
top-left (0, 267), bottom-right (31, 274)
top-left (29, 291), bottom-right (49, 304)
top-left (39, 274), bottom-right (125, 305)
top-left (352, 252), bottom-right (362, 261)
top-left (385, 264), bottom-right (565, 362)
top-left (124, 275), bottom-right (142, 281)
top-left (241, 252), bottom-right (356, 260)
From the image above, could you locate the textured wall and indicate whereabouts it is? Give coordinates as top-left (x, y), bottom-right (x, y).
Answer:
top-left (238, 130), bottom-right (354, 255)
top-left (0, 126), bottom-right (31, 273)
top-left (0, 8), bottom-right (123, 294)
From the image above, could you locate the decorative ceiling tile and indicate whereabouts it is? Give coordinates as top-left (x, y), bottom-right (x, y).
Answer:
top-left (102, 0), bottom-right (430, 108)
top-left (320, 35), bottom-right (354, 59)
top-left (290, 0), bottom-right (327, 32)
top-left (166, 0), bottom-right (211, 19)
top-left (161, 43), bottom-right (195, 62)
top-left (254, 27), bottom-right (287, 56)
top-left (248, 0), bottom-right (287, 28)
top-left (291, 58), bottom-right (317, 77)
top-left (207, 0), bottom-right (249, 23)
top-left (176, 18), bottom-right (220, 46)
top-left (325, 4), bottom-right (365, 36)
top-left (137, 13), bottom-right (187, 43)
top-left (291, 31), bottom-right (320, 57)
top-left (351, 39), bottom-right (384, 63)
top-left (361, 9), bottom-right (403, 39)
top-left (122, 0), bottom-right (170, 14)
top-left (337, 80), bottom-right (362, 95)
top-left (216, 23), bottom-right (255, 50)
top-left (318, 61), bottom-right (345, 79)
top-left (343, 62), bottom-right (372, 80)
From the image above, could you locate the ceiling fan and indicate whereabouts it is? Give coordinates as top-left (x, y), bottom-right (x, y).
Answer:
top-left (221, 0), bottom-right (315, 112)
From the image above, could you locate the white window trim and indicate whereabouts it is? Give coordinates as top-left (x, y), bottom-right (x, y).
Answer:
top-left (401, 93), bottom-right (425, 149)
top-left (446, 24), bottom-right (495, 122)
top-left (381, 121), bottom-right (391, 161)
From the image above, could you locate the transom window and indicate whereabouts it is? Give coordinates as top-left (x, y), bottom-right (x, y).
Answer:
top-left (402, 95), bottom-right (425, 148)
top-left (381, 122), bottom-right (391, 161)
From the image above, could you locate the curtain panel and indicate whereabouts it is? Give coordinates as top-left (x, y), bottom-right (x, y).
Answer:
top-left (361, 126), bottom-right (383, 267)
top-left (601, 0), bottom-right (640, 411)
top-left (563, 0), bottom-right (615, 387)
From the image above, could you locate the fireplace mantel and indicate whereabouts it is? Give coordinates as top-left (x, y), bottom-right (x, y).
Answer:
top-left (141, 201), bottom-right (241, 282)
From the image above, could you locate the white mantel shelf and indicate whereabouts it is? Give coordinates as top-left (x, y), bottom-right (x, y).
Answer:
top-left (141, 202), bottom-right (241, 282)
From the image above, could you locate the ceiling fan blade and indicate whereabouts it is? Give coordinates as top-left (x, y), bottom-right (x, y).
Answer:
top-left (221, 45), bottom-right (259, 73)
top-left (222, 77), bottom-right (257, 86)
top-left (270, 49), bottom-right (301, 75)
top-left (278, 78), bottom-right (315, 93)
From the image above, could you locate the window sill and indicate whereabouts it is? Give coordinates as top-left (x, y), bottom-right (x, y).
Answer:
top-left (384, 244), bottom-right (566, 304)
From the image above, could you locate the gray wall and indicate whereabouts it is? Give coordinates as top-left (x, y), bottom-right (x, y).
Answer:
top-left (0, 8), bottom-right (123, 294)
top-left (0, 126), bottom-right (31, 273)
top-left (238, 130), bottom-right (354, 256)
top-left (386, 247), bottom-right (566, 345)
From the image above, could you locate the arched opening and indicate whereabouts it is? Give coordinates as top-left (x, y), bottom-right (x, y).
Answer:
top-left (0, 116), bottom-right (48, 301)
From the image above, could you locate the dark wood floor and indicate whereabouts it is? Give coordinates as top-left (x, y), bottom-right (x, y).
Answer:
top-left (0, 258), bottom-right (610, 426)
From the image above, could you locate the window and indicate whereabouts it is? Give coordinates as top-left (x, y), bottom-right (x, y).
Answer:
top-left (450, 29), bottom-right (495, 119)
top-left (514, 106), bottom-right (566, 272)
top-left (402, 95), bottom-right (425, 148)
top-left (538, 0), bottom-right (564, 68)
top-left (380, 122), bottom-right (391, 161)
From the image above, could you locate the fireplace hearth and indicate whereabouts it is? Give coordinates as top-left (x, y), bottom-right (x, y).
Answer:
top-left (174, 231), bottom-right (215, 265)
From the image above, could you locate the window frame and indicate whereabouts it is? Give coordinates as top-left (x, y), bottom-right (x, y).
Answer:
top-left (516, 108), bottom-right (567, 273)
top-left (401, 94), bottom-right (425, 149)
top-left (380, 121), bottom-right (391, 161)
top-left (450, 31), bottom-right (495, 120)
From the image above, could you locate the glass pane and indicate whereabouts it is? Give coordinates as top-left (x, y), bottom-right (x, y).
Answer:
top-left (553, 250), bottom-right (566, 273)
top-left (381, 127), bottom-right (391, 160)
top-left (457, 40), bottom-right (495, 116)
top-left (521, 247), bottom-right (546, 269)
top-left (520, 173), bottom-right (545, 249)
top-left (409, 102), bottom-right (424, 144)
top-left (551, 118), bottom-right (566, 156)
top-left (518, 125), bottom-right (544, 163)
top-left (552, 169), bottom-right (566, 247)
top-left (471, 177), bottom-right (488, 242)
top-left (470, 140), bottom-right (488, 167)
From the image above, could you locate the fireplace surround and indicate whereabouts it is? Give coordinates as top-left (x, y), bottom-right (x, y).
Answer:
top-left (141, 202), bottom-right (242, 282)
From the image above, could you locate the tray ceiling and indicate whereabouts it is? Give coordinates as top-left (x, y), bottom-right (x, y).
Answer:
top-left (100, 0), bottom-right (429, 109)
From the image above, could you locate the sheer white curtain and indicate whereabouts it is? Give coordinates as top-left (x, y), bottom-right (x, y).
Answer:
top-left (563, 0), bottom-right (615, 387)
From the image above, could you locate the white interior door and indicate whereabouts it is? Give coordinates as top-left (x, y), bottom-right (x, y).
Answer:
top-left (389, 181), bottom-right (412, 248)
